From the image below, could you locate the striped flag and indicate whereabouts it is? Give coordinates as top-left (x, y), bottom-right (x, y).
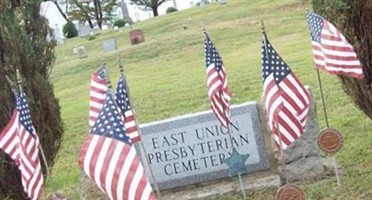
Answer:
top-left (116, 74), bottom-right (140, 143)
top-left (261, 33), bottom-right (311, 149)
top-left (306, 10), bottom-right (363, 79)
top-left (79, 90), bottom-right (155, 200)
top-left (89, 66), bottom-right (107, 130)
top-left (204, 32), bottom-right (233, 127)
top-left (0, 91), bottom-right (44, 200)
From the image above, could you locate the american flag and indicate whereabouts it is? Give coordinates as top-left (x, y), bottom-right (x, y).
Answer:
top-left (204, 32), bottom-right (233, 127)
top-left (79, 90), bottom-right (155, 200)
top-left (306, 10), bottom-right (363, 79)
top-left (89, 66), bottom-right (107, 130)
top-left (0, 91), bottom-right (44, 200)
top-left (116, 74), bottom-right (140, 143)
top-left (261, 34), bottom-right (311, 149)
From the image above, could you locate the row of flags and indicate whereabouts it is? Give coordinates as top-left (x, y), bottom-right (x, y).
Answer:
top-left (0, 9), bottom-right (363, 200)
top-left (79, 66), bottom-right (155, 200)
top-left (0, 90), bottom-right (44, 200)
top-left (205, 10), bottom-right (363, 150)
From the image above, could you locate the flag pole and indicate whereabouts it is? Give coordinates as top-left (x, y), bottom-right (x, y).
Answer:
top-left (275, 115), bottom-right (288, 184)
top-left (204, 29), bottom-right (246, 199)
top-left (315, 69), bottom-right (329, 128)
top-left (261, 19), bottom-right (288, 184)
top-left (219, 93), bottom-right (247, 200)
top-left (219, 91), bottom-right (234, 148)
top-left (15, 69), bottom-right (54, 193)
top-left (209, 30), bottom-right (246, 198)
top-left (203, 29), bottom-right (234, 148)
top-left (316, 65), bottom-right (341, 187)
top-left (118, 59), bottom-right (162, 199)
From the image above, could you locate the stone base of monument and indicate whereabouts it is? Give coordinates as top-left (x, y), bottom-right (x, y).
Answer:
top-left (162, 171), bottom-right (281, 200)
top-left (273, 93), bottom-right (326, 183)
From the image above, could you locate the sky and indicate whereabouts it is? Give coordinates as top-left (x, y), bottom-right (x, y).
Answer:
top-left (41, 0), bottom-right (196, 35)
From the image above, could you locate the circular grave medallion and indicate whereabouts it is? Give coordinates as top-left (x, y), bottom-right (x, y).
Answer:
top-left (275, 184), bottom-right (305, 200)
top-left (317, 128), bottom-right (344, 154)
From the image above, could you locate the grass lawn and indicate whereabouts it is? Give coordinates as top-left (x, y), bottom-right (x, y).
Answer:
top-left (48, 0), bottom-right (372, 199)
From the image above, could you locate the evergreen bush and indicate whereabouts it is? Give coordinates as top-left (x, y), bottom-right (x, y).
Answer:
top-left (166, 7), bottom-right (178, 13)
top-left (113, 19), bottom-right (126, 28)
top-left (311, 0), bottom-right (372, 118)
top-left (63, 21), bottom-right (78, 38)
top-left (0, 0), bottom-right (63, 198)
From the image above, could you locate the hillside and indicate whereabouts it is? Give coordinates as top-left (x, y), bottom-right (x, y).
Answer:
top-left (49, 0), bottom-right (372, 199)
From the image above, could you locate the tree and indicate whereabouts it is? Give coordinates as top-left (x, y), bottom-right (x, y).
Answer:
top-left (129, 0), bottom-right (168, 17)
top-left (0, 0), bottom-right (63, 198)
top-left (311, 0), bottom-right (372, 119)
top-left (46, 0), bottom-right (71, 22)
top-left (69, 0), bottom-right (117, 29)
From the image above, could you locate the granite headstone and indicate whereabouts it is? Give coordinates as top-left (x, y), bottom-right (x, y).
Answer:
top-left (79, 25), bottom-right (91, 37)
top-left (77, 46), bottom-right (87, 58)
top-left (102, 39), bottom-right (117, 52)
top-left (129, 29), bottom-right (145, 45)
top-left (138, 102), bottom-right (270, 189)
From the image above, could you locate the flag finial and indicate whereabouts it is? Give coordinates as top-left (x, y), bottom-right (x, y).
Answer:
top-left (201, 21), bottom-right (206, 33)
top-left (103, 63), bottom-right (112, 89)
top-left (261, 19), bottom-right (266, 33)
top-left (118, 58), bottom-right (124, 74)
top-left (16, 68), bottom-right (23, 93)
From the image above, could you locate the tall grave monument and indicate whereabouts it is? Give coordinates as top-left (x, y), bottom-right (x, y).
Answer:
top-left (117, 0), bottom-right (133, 24)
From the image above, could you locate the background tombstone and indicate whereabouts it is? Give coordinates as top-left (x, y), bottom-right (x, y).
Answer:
top-left (79, 25), bottom-right (92, 38)
top-left (72, 45), bottom-right (79, 55)
top-left (118, 1), bottom-right (132, 21)
top-left (53, 24), bottom-right (63, 45)
top-left (77, 46), bottom-right (87, 58)
top-left (129, 29), bottom-right (145, 45)
top-left (106, 22), bottom-right (112, 29)
top-left (220, 0), bottom-right (227, 5)
top-left (102, 39), bottom-right (117, 52)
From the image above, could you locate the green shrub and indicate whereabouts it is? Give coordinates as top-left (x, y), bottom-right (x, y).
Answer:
top-left (166, 7), bottom-right (178, 13)
top-left (62, 21), bottom-right (78, 38)
top-left (113, 19), bottom-right (126, 28)
top-left (88, 35), bottom-right (96, 41)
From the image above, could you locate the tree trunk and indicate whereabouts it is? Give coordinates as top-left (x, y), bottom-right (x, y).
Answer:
top-left (97, 0), bottom-right (103, 29)
top-left (312, 0), bottom-right (372, 119)
top-left (152, 6), bottom-right (159, 17)
top-left (87, 19), bottom-right (94, 29)
top-left (93, 0), bottom-right (101, 29)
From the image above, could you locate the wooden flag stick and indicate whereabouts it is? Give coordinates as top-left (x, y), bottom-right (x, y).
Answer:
top-left (118, 59), bottom-right (162, 199)
top-left (102, 62), bottom-right (112, 89)
top-left (201, 21), bottom-right (206, 32)
top-left (219, 94), bottom-right (247, 200)
top-left (219, 91), bottom-right (234, 148)
top-left (16, 69), bottom-right (23, 94)
top-left (333, 156), bottom-right (341, 187)
top-left (275, 116), bottom-right (288, 184)
top-left (15, 69), bottom-right (54, 192)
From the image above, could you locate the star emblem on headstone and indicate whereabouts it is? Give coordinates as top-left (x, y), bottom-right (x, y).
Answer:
top-left (224, 147), bottom-right (250, 176)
